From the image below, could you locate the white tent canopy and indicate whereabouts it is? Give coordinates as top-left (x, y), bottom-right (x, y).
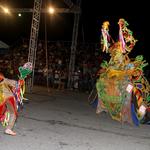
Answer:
top-left (0, 41), bottom-right (9, 49)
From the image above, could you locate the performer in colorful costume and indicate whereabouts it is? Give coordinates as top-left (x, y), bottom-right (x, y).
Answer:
top-left (0, 62), bottom-right (32, 135)
top-left (96, 19), bottom-right (150, 125)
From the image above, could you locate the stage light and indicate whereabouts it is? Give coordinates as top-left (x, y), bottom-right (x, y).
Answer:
top-left (18, 13), bottom-right (22, 17)
top-left (48, 7), bottom-right (55, 14)
top-left (2, 7), bottom-right (10, 14)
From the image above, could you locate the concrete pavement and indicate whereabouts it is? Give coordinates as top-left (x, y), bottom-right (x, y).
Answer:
top-left (0, 86), bottom-right (150, 150)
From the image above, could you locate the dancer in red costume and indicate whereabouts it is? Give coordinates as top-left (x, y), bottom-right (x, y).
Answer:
top-left (0, 73), bottom-right (18, 135)
top-left (0, 62), bottom-right (32, 136)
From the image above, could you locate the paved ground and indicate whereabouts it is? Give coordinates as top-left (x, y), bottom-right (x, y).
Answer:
top-left (0, 86), bottom-right (150, 150)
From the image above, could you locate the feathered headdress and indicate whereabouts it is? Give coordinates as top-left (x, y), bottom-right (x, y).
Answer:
top-left (101, 18), bottom-right (137, 54)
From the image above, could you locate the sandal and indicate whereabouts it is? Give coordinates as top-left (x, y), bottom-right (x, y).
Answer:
top-left (5, 129), bottom-right (16, 136)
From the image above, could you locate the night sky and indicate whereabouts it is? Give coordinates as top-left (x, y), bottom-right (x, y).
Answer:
top-left (0, 0), bottom-right (149, 63)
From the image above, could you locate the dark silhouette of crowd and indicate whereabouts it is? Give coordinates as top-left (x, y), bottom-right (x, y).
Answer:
top-left (0, 38), bottom-right (103, 93)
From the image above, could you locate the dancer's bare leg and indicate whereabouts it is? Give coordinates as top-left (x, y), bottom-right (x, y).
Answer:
top-left (4, 99), bottom-right (17, 136)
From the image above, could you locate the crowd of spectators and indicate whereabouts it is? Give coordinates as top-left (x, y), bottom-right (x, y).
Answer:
top-left (0, 38), bottom-right (104, 93)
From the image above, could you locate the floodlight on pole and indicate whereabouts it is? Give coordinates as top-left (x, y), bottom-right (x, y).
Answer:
top-left (48, 6), bottom-right (55, 14)
top-left (1, 6), bottom-right (10, 14)
top-left (18, 13), bottom-right (22, 17)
